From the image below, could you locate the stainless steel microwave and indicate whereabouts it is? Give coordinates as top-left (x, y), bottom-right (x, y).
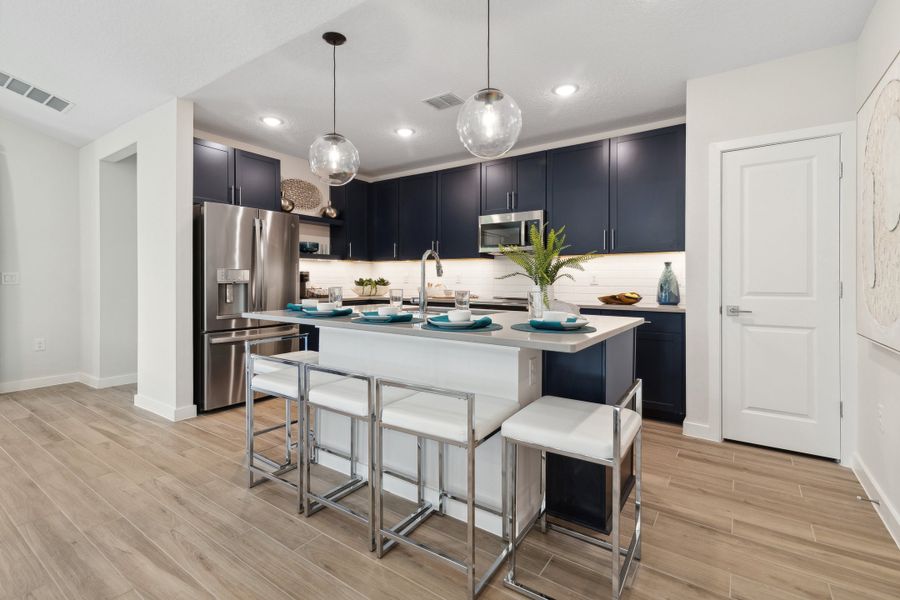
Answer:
top-left (478, 210), bottom-right (545, 254)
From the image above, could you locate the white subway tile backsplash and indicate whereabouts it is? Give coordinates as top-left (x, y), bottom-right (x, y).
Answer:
top-left (299, 252), bottom-right (685, 305)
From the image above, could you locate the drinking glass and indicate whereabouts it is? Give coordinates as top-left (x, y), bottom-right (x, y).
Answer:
top-left (528, 290), bottom-right (544, 320)
top-left (328, 286), bottom-right (343, 308)
top-left (454, 289), bottom-right (471, 310)
top-left (389, 289), bottom-right (404, 309)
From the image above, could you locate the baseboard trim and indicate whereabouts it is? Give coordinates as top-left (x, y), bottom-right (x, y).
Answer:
top-left (78, 372), bottom-right (138, 389)
top-left (853, 453), bottom-right (900, 550)
top-left (0, 372), bottom-right (82, 394)
top-left (134, 393), bottom-right (197, 422)
top-left (682, 419), bottom-right (718, 442)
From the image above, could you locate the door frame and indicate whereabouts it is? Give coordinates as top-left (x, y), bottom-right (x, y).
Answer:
top-left (704, 122), bottom-right (856, 464)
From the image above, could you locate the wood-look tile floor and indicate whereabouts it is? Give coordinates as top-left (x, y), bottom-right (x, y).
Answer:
top-left (0, 383), bottom-right (898, 600)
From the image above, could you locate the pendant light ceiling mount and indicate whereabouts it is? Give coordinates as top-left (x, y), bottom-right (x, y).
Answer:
top-left (456, 0), bottom-right (522, 159)
top-left (309, 30), bottom-right (360, 187)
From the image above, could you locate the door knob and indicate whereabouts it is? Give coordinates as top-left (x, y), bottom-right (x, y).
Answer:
top-left (725, 305), bottom-right (752, 316)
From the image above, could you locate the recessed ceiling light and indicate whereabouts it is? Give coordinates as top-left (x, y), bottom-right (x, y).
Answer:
top-left (395, 127), bottom-right (415, 138)
top-left (260, 116), bottom-right (283, 127)
top-left (552, 84), bottom-right (579, 97)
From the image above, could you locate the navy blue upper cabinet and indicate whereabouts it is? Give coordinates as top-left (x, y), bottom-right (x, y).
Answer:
top-left (609, 125), bottom-right (685, 253)
top-left (513, 152), bottom-right (548, 212)
top-left (398, 173), bottom-right (438, 260)
top-left (233, 149), bottom-right (281, 211)
top-left (193, 138), bottom-right (282, 212)
top-left (330, 180), bottom-right (370, 260)
top-left (371, 180), bottom-right (399, 260)
top-left (548, 140), bottom-right (610, 256)
top-left (193, 138), bottom-right (233, 204)
top-left (481, 152), bottom-right (547, 214)
top-left (437, 164), bottom-right (481, 259)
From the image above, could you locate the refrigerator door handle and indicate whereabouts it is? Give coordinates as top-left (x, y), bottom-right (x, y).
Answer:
top-left (251, 217), bottom-right (260, 311)
top-left (259, 220), bottom-right (267, 310)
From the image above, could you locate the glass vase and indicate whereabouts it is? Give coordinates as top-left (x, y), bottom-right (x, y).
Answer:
top-left (657, 262), bottom-right (681, 306)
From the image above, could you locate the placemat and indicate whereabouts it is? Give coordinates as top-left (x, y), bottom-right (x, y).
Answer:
top-left (420, 323), bottom-right (503, 333)
top-left (511, 323), bottom-right (597, 334)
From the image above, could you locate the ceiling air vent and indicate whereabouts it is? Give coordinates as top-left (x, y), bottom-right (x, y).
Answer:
top-left (423, 92), bottom-right (464, 110)
top-left (1, 70), bottom-right (73, 113)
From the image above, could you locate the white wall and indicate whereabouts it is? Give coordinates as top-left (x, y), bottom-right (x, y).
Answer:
top-left (684, 43), bottom-right (857, 440)
top-left (0, 115), bottom-right (81, 392)
top-left (193, 129), bottom-right (331, 215)
top-left (97, 154), bottom-right (137, 384)
top-left (852, 0), bottom-right (900, 546)
top-left (80, 98), bottom-right (195, 420)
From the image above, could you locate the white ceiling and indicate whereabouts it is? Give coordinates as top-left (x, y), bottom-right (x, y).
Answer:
top-left (0, 0), bottom-right (363, 145)
top-left (1, 0), bottom-right (873, 175)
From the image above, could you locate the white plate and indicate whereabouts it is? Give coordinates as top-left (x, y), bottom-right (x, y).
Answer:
top-left (426, 317), bottom-right (477, 329)
top-left (533, 318), bottom-right (589, 330)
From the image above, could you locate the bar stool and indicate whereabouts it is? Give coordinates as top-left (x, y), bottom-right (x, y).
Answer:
top-left (245, 333), bottom-right (340, 498)
top-left (374, 378), bottom-right (523, 600)
top-left (301, 364), bottom-right (417, 551)
top-left (501, 380), bottom-right (643, 600)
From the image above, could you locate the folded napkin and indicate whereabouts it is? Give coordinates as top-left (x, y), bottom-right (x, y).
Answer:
top-left (286, 303), bottom-right (308, 311)
top-left (361, 311), bottom-right (413, 323)
top-left (529, 316), bottom-right (583, 331)
top-left (286, 304), bottom-right (352, 317)
top-left (428, 314), bottom-right (493, 329)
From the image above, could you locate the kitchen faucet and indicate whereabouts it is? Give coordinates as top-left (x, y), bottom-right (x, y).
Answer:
top-left (419, 248), bottom-right (443, 316)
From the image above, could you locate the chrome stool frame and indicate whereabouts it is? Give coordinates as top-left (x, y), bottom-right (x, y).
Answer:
top-left (374, 378), bottom-right (510, 600)
top-left (301, 363), bottom-right (383, 551)
top-left (244, 332), bottom-right (312, 495)
top-left (503, 380), bottom-right (643, 600)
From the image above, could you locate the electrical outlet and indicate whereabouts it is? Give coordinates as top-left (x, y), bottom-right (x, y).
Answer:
top-left (590, 275), bottom-right (599, 286)
top-left (455, 275), bottom-right (462, 284)
top-left (877, 403), bottom-right (885, 434)
top-left (33, 338), bottom-right (46, 352)
top-left (1, 272), bottom-right (20, 285)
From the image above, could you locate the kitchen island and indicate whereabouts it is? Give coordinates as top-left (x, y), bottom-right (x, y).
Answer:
top-left (244, 307), bottom-right (644, 534)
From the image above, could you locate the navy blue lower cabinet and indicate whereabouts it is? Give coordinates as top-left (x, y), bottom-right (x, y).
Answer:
top-left (543, 330), bottom-right (636, 533)
top-left (585, 309), bottom-right (686, 423)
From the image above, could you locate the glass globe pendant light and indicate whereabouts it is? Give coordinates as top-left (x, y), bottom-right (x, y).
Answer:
top-left (309, 32), bottom-right (360, 186)
top-left (456, 0), bottom-right (522, 158)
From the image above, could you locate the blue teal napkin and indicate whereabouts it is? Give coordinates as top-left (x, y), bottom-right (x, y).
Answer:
top-left (287, 304), bottom-right (352, 317)
top-left (361, 311), bottom-right (413, 323)
top-left (529, 316), bottom-right (580, 331)
top-left (287, 303), bottom-right (312, 311)
top-left (428, 314), bottom-right (493, 329)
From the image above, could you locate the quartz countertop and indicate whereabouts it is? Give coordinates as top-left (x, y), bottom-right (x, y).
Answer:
top-left (244, 308), bottom-right (643, 353)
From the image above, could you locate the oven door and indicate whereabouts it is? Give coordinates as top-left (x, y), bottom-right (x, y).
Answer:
top-left (479, 210), bottom-right (544, 253)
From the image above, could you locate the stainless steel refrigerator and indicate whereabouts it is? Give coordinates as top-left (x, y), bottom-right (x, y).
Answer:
top-left (193, 202), bottom-right (299, 411)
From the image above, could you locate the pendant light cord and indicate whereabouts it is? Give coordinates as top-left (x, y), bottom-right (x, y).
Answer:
top-left (332, 43), bottom-right (337, 134)
top-left (486, 0), bottom-right (491, 89)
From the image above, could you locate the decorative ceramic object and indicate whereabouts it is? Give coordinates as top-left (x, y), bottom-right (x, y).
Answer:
top-left (282, 179), bottom-right (322, 211)
top-left (657, 262), bottom-right (681, 305)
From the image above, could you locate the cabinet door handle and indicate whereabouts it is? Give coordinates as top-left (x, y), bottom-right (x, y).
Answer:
top-left (393, 243), bottom-right (397, 259)
top-left (230, 185), bottom-right (235, 204)
top-left (237, 186), bottom-right (243, 206)
top-left (506, 192), bottom-right (511, 210)
top-left (348, 241), bottom-right (352, 259)
top-left (611, 228), bottom-right (616, 250)
top-left (511, 191), bottom-right (516, 209)
top-left (602, 229), bottom-right (607, 251)
top-left (436, 240), bottom-right (440, 254)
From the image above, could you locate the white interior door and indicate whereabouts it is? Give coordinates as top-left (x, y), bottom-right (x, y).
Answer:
top-left (721, 136), bottom-right (841, 459)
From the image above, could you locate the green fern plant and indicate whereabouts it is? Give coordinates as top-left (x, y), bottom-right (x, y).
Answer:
top-left (497, 224), bottom-right (598, 307)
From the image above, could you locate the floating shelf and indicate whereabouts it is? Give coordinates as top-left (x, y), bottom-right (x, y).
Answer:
top-left (296, 214), bottom-right (344, 226)
top-left (298, 253), bottom-right (343, 260)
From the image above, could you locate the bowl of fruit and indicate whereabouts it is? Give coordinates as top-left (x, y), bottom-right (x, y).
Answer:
top-left (598, 292), bottom-right (642, 305)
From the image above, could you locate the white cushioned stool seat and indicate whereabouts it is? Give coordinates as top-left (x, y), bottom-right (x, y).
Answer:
top-left (309, 378), bottom-right (416, 417)
top-left (251, 368), bottom-right (343, 399)
top-left (501, 395), bottom-right (640, 460)
top-left (253, 351), bottom-right (319, 374)
top-left (382, 392), bottom-right (521, 443)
